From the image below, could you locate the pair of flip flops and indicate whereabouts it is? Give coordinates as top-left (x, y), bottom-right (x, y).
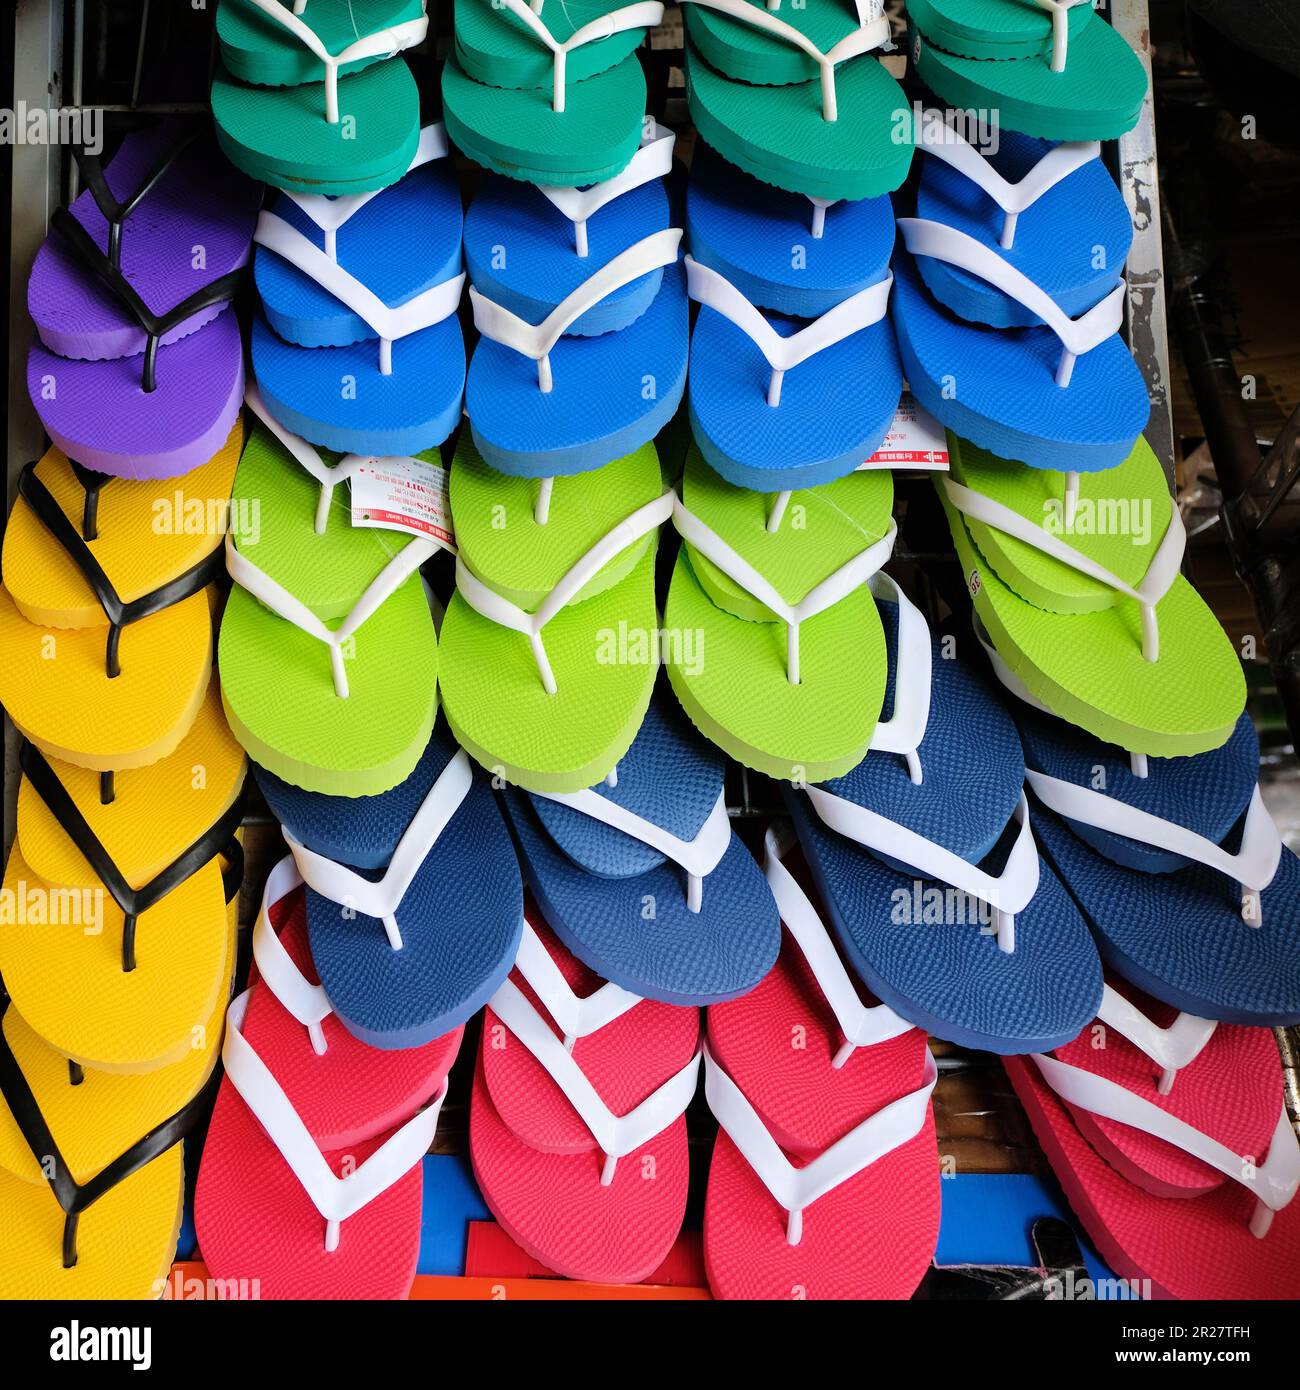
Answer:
top-left (683, 0), bottom-right (913, 200)
top-left (251, 123), bottom-right (467, 457)
top-left (212, 0), bottom-right (429, 194)
top-left (683, 144), bottom-right (902, 493)
top-left (443, 0), bottom-right (664, 187)
top-left (501, 685), bottom-right (781, 1004)
top-left (253, 720), bottom-right (524, 1049)
top-left (665, 453), bottom-right (899, 782)
top-left (1006, 977), bottom-right (1300, 1299)
top-left (702, 827), bottom-right (940, 1299)
top-left (219, 390), bottom-right (443, 797)
top-left (908, 0), bottom-right (1148, 140)
top-left (27, 123), bottom-right (259, 480)
top-left (195, 864), bottom-right (459, 1298)
top-left (939, 433), bottom-right (1247, 759)
top-left (973, 628), bottom-right (1300, 1024)
top-left (781, 612), bottom-right (1104, 1054)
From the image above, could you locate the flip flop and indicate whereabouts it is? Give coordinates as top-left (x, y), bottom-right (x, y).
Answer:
top-left (442, 0), bottom-right (663, 186)
top-left (685, 140), bottom-right (895, 319)
top-left (913, 121), bottom-right (1131, 328)
top-left (0, 746), bottom-right (243, 1073)
top-left (440, 455), bottom-right (673, 792)
top-left (683, 0), bottom-right (913, 201)
top-left (219, 417), bottom-right (442, 796)
top-left (261, 726), bottom-right (524, 1048)
top-left (0, 425), bottom-right (241, 772)
top-left (787, 773), bottom-right (1104, 1052)
top-left (27, 123), bottom-right (261, 363)
top-left (194, 984), bottom-right (447, 1300)
top-left (471, 918), bottom-right (701, 1283)
top-left (908, 7), bottom-right (1148, 142)
top-left (685, 252), bottom-right (899, 491)
top-left (251, 194), bottom-right (466, 457)
top-left (938, 435), bottom-right (1247, 757)
top-left (463, 123), bottom-right (675, 338)
top-left (1050, 980), bottom-right (1285, 1200)
top-left (0, 988), bottom-right (223, 1299)
top-left (664, 453), bottom-right (896, 780)
top-left (893, 220), bottom-right (1148, 473)
top-left (254, 123), bottom-right (462, 349)
top-left (701, 825), bottom-right (940, 1299)
top-left (211, 0), bottom-right (428, 195)
top-left (1004, 1042), bottom-right (1300, 1299)
top-left (466, 229), bottom-right (687, 477)
top-left (500, 686), bottom-right (781, 1004)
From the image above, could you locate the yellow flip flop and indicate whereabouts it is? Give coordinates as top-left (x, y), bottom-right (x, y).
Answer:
top-left (0, 832), bottom-right (240, 1074)
top-left (16, 683), bottom-right (246, 888)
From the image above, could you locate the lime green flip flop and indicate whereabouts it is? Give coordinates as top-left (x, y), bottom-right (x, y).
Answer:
top-left (439, 472), bottom-right (674, 793)
top-left (908, 12), bottom-right (1147, 141)
top-left (683, 1), bottom-right (912, 200)
top-left (665, 451), bottom-right (896, 780)
top-left (907, 0), bottom-right (1093, 60)
top-left (938, 434), bottom-right (1245, 758)
top-left (211, 0), bottom-right (427, 194)
top-left (442, 0), bottom-right (662, 185)
top-left (217, 414), bottom-right (442, 796)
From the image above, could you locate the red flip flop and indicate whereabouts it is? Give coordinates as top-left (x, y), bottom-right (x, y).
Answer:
top-left (701, 828), bottom-right (941, 1300)
top-left (1052, 979), bottom-right (1283, 1199)
top-left (194, 858), bottom-right (458, 1299)
top-left (471, 914), bottom-right (701, 1284)
top-left (1005, 1047), bottom-right (1300, 1300)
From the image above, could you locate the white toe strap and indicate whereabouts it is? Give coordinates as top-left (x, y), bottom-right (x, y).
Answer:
top-left (284, 750), bottom-right (475, 952)
top-left (764, 824), bottom-right (913, 1068)
top-left (864, 574), bottom-right (931, 785)
top-left (251, 856), bottom-right (333, 1057)
top-left (1032, 1051), bottom-right (1300, 1237)
top-left (223, 988), bottom-right (445, 1252)
top-left (705, 1040), bottom-right (936, 1246)
top-left (1093, 984), bottom-right (1218, 1097)
top-left (511, 919), bottom-right (642, 1049)
top-left (1034, 0), bottom-right (1091, 73)
top-left (489, 976), bottom-right (701, 1184)
top-left (805, 787), bottom-right (1040, 955)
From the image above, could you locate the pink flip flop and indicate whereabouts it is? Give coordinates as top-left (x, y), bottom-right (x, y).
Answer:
top-left (194, 858), bottom-right (458, 1299)
top-left (470, 914), bottom-right (701, 1284)
top-left (1052, 979), bottom-right (1283, 1199)
top-left (702, 827), bottom-right (941, 1300)
top-left (1005, 1045), bottom-right (1300, 1300)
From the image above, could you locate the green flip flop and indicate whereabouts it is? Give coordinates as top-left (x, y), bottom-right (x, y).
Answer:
top-left (217, 0), bottom-right (427, 87)
top-left (450, 432), bottom-right (664, 611)
top-left (907, 0), bottom-right (1093, 60)
top-left (938, 435), bottom-right (1245, 757)
top-left (686, 0), bottom-right (880, 86)
top-left (454, 0), bottom-right (648, 89)
top-left (439, 475), bottom-right (674, 793)
top-left (664, 451), bottom-right (896, 780)
top-left (211, 0), bottom-right (426, 196)
top-left (908, 17), bottom-right (1147, 141)
top-left (683, 12), bottom-right (913, 200)
top-left (217, 412), bottom-right (442, 796)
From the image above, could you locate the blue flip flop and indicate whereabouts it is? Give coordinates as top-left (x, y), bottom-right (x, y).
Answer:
top-left (1032, 804), bottom-right (1300, 1027)
top-left (499, 689), bottom-right (781, 1004)
top-left (254, 124), bottom-right (463, 348)
top-left (463, 123), bottom-right (675, 338)
top-left (685, 141), bottom-right (895, 319)
top-left (257, 724), bottom-right (525, 1048)
top-left (892, 220), bottom-right (1149, 472)
top-left (684, 252), bottom-right (901, 492)
top-left (466, 229), bottom-right (688, 476)
top-left (913, 121), bottom-right (1132, 329)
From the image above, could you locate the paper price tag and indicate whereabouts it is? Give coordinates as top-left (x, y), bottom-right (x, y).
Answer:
top-left (859, 391), bottom-right (949, 471)
top-left (350, 455), bottom-right (455, 549)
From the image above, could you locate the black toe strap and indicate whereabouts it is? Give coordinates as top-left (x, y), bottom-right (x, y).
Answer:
top-left (19, 741), bottom-right (246, 974)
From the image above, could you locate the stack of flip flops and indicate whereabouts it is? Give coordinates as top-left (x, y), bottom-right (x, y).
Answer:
top-left (0, 121), bottom-right (257, 1298)
top-left (212, 0), bottom-right (430, 194)
top-left (440, 124), bottom-right (687, 792)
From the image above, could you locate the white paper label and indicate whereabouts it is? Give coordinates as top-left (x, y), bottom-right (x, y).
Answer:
top-left (859, 391), bottom-right (949, 471)
top-left (350, 455), bottom-right (455, 549)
